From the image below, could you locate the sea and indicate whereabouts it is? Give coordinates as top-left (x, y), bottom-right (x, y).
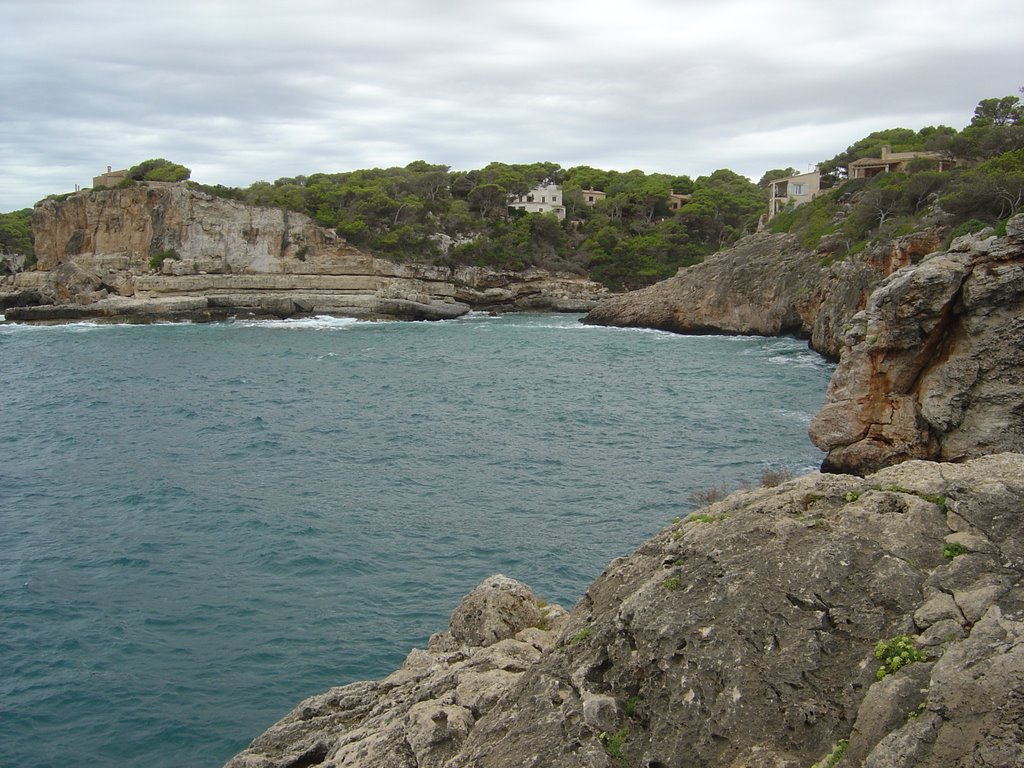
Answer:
top-left (0, 312), bottom-right (835, 767)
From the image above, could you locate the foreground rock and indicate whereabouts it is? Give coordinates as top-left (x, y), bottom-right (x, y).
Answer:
top-left (810, 214), bottom-right (1024, 475)
top-left (4, 183), bottom-right (608, 323)
top-left (227, 454), bottom-right (1024, 767)
top-left (226, 575), bottom-right (568, 768)
top-left (582, 227), bottom-right (944, 359)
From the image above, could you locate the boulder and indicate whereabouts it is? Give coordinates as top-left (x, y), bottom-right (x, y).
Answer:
top-left (448, 575), bottom-right (543, 647)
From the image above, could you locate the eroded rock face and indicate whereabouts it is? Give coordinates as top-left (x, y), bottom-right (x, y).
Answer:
top-left (227, 455), bottom-right (1024, 768)
top-left (809, 215), bottom-right (1024, 475)
top-left (582, 228), bottom-right (947, 360)
top-left (12, 184), bottom-right (608, 323)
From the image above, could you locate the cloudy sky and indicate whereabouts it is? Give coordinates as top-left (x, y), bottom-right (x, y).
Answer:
top-left (2, 0), bottom-right (1022, 210)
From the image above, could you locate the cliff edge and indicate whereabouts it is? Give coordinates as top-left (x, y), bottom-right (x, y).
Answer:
top-left (227, 454), bottom-right (1024, 767)
top-left (2, 183), bottom-right (608, 322)
top-left (810, 214), bottom-right (1024, 475)
top-left (582, 227), bottom-right (945, 360)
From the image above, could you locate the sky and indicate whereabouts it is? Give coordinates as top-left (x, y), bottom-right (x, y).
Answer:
top-left (2, 0), bottom-right (1022, 211)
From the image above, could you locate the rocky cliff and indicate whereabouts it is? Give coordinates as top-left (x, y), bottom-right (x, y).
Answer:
top-left (809, 215), bottom-right (1024, 475)
top-left (582, 228), bottom-right (945, 360)
top-left (227, 453), bottom-right (1024, 768)
top-left (2, 183), bottom-right (608, 322)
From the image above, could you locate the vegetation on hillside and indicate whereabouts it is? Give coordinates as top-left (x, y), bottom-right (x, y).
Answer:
top-left (186, 162), bottom-right (764, 290)
top-left (0, 208), bottom-right (34, 267)
top-left (771, 94), bottom-right (1024, 257)
top-left (4, 94), bottom-right (1022, 288)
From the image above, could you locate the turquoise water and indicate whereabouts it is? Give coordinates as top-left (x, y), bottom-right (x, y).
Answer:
top-left (0, 313), bottom-right (833, 766)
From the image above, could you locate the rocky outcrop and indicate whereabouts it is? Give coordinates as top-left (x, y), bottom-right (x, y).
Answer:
top-left (226, 575), bottom-right (568, 768)
top-left (227, 454), bottom-right (1024, 767)
top-left (5, 184), bottom-right (608, 323)
top-left (810, 215), bottom-right (1024, 475)
top-left (582, 227), bottom-right (946, 360)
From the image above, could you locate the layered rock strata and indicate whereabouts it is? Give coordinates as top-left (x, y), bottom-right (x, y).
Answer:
top-left (4, 184), bottom-right (608, 323)
top-left (227, 454), bottom-right (1024, 768)
top-left (810, 214), bottom-right (1024, 475)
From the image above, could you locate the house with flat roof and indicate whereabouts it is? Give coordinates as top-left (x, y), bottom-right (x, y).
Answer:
top-left (92, 166), bottom-right (129, 188)
top-left (767, 169), bottom-right (821, 220)
top-left (580, 189), bottom-right (606, 206)
top-left (509, 183), bottom-right (566, 220)
top-left (847, 146), bottom-right (957, 179)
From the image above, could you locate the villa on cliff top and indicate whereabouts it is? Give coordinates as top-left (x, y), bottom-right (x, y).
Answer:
top-left (93, 166), bottom-right (129, 188)
top-left (847, 145), bottom-right (958, 179)
top-left (508, 183), bottom-right (566, 219)
top-left (767, 169), bottom-right (822, 220)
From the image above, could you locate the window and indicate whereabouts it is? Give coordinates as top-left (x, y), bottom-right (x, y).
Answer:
top-left (791, 183), bottom-right (806, 196)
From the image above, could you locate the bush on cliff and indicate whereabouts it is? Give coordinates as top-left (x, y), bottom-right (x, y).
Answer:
top-left (127, 158), bottom-right (192, 183)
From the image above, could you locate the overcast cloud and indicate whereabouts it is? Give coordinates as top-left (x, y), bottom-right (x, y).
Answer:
top-left (2, 0), bottom-right (1022, 210)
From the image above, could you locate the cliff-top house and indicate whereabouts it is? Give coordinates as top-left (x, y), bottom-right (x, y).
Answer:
top-left (92, 166), bottom-right (129, 188)
top-left (509, 183), bottom-right (566, 220)
top-left (767, 168), bottom-right (822, 220)
top-left (847, 145), bottom-right (957, 179)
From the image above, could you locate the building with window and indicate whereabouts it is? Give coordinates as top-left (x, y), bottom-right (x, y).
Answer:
top-left (509, 183), bottom-right (566, 220)
top-left (580, 189), bottom-right (607, 206)
top-left (767, 169), bottom-right (822, 220)
top-left (847, 146), bottom-right (957, 179)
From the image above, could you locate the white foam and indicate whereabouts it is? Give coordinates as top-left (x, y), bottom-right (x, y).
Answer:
top-left (229, 315), bottom-right (365, 330)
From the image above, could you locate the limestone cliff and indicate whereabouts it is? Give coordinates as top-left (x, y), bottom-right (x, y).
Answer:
top-left (227, 454), bottom-right (1024, 768)
top-left (582, 228), bottom-right (945, 360)
top-left (809, 214), bottom-right (1024, 475)
top-left (4, 183), bottom-right (608, 322)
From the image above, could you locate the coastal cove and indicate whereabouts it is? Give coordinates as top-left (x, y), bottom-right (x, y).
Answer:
top-left (0, 313), bottom-right (833, 767)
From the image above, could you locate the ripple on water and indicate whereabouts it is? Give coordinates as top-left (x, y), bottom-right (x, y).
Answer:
top-left (0, 314), bottom-right (833, 767)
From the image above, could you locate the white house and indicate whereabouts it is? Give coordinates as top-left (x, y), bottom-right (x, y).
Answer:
top-left (767, 169), bottom-right (821, 220)
top-left (509, 183), bottom-right (566, 220)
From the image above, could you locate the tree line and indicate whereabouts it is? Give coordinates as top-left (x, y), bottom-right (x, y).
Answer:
top-left (4, 94), bottom-right (1022, 288)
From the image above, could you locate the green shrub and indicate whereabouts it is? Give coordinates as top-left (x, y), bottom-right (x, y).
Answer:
top-left (149, 248), bottom-right (180, 270)
top-left (875, 635), bottom-right (926, 680)
top-left (949, 218), bottom-right (991, 239)
top-left (811, 739), bottom-right (849, 768)
top-left (943, 542), bottom-right (969, 559)
top-left (685, 513), bottom-right (726, 524)
top-left (624, 695), bottom-right (639, 718)
top-left (662, 575), bottom-right (681, 591)
top-left (598, 727), bottom-right (630, 766)
top-left (566, 627), bottom-right (591, 646)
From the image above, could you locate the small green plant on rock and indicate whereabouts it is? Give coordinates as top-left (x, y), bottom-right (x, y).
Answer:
top-left (845, 490), bottom-right (863, 503)
top-left (811, 739), bottom-right (849, 768)
top-left (686, 513), bottom-right (726, 524)
top-left (624, 695), bottom-right (639, 718)
top-left (149, 248), bottom-right (179, 270)
top-left (566, 627), bottom-right (592, 646)
top-left (662, 575), bottom-right (681, 592)
top-left (943, 542), bottom-right (969, 559)
top-left (875, 635), bottom-right (927, 680)
top-left (598, 726), bottom-right (630, 766)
